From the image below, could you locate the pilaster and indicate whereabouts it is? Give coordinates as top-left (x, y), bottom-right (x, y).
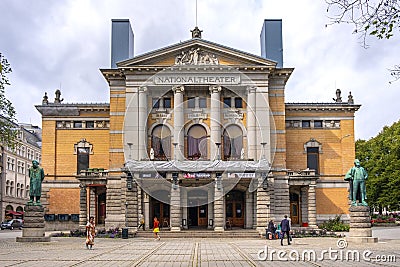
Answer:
top-left (209, 85), bottom-right (222, 159)
top-left (172, 85), bottom-right (185, 160)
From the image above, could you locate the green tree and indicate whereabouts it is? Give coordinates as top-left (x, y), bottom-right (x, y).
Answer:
top-left (356, 120), bottom-right (400, 214)
top-left (0, 52), bottom-right (17, 147)
top-left (326, 0), bottom-right (400, 82)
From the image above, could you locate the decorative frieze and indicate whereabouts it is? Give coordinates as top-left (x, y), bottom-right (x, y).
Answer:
top-left (175, 48), bottom-right (219, 65)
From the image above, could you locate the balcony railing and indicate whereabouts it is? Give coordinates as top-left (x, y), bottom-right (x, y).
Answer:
top-left (79, 168), bottom-right (109, 177)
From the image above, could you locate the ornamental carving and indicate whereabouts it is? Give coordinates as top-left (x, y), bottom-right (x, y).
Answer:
top-left (175, 48), bottom-right (219, 65)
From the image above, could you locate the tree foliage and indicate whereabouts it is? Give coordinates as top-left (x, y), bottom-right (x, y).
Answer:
top-left (0, 52), bottom-right (17, 148)
top-left (356, 120), bottom-right (400, 213)
top-left (326, 0), bottom-right (400, 82)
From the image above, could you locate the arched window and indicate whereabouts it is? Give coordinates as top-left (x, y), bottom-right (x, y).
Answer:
top-left (5, 180), bottom-right (10, 196)
top-left (26, 185), bottom-right (30, 198)
top-left (10, 181), bottom-right (14, 196)
top-left (223, 125), bottom-right (243, 160)
top-left (151, 125), bottom-right (171, 160)
top-left (187, 125), bottom-right (207, 160)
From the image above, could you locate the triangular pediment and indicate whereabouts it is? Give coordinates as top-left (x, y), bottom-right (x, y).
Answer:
top-left (117, 38), bottom-right (277, 68)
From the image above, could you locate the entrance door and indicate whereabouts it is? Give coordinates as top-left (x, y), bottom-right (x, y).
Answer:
top-left (198, 205), bottom-right (207, 226)
top-left (188, 207), bottom-right (198, 227)
top-left (225, 190), bottom-right (245, 228)
top-left (290, 192), bottom-right (300, 225)
top-left (152, 201), bottom-right (170, 229)
top-left (188, 205), bottom-right (208, 227)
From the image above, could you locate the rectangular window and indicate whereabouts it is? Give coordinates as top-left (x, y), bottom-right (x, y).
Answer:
top-left (187, 97), bottom-right (195, 108)
top-left (199, 98), bottom-right (207, 108)
top-left (302, 120), bottom-right (311, 128)
top-left (234, 97), bottom-right (243, 108)
top-left (314, 120), bottom-right (323, 128)
top-left (164, 98), bottom-right (171, 108)
top-left (223, 98), bottom-right (231, 108)
top-left (74, 121), bottom-right (82, 128)
top-left (86, 121), bottom-right (94, 128)
top-left (152, 98), bottom-right (160, 109)
top-left (77, 147), bottom-right (90, 174)
top-left (307, 147), bottom-right (319, 174)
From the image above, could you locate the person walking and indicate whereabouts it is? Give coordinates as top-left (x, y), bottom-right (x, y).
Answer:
top-left (85, 216), bottom-right (96, 249)
top-left (138, 213), bottom-right (145, 231)
top-left (153, 217), bottom-right (160, 241)
top-left (280, 215), bottom-right (291, 246)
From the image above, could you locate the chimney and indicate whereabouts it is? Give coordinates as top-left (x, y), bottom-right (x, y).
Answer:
top-left (111, 19), bottom-right (134, 68)
top-left (260, 19), bottom-right (283, 68)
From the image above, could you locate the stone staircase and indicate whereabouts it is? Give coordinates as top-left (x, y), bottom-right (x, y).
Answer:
top-left (134, 229), bottom-right (261, 239)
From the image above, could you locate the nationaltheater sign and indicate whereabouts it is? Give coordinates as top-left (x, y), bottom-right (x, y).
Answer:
top-left (154, 74), bottom-right (241, 85)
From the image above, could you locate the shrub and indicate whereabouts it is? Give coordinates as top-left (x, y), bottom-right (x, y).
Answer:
top-left (318, 215), bottom-right (350, 232)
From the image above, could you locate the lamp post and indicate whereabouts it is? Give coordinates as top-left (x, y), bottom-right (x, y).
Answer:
top-left (215, 142), bottom-right (221, 160)
top-left (173, 143), bottom-right (178, 160)
top-left (127, 142), bottom-right (133, 160)
top-left (260, 142), bottom-right (267, 160)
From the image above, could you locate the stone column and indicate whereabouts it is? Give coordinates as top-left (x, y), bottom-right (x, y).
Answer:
top-left (181, 189), bottom-right (188, 229)
top-left (214, 174), bottom-right (224, 231)
top-left (79, 184), bottom-right (88, 229)
top-left (172, 85), bottom-right (185, 160)
top-left (89, 187), bottom-right (96, 220)
top-left (208, 189), bottom-right (214, 229)
top-left (245, 190), bottom-right (254, 229)
top-left (247, 86), bottom-right (257, 160)
top-left (308, 183), bottom-right (317, 228)
top-left (143, 192), bottom-right (150, 230)
top-left (255, 85), bottom-right (271, 161)
top-left (126, 180), bottom-right (138, 229)
top-left (105, 178), bottom-right (124, 229)
top-left (256, 174), bottom-right (268, 233)
top-left (273, 175), bottom-right (290, 223)
top-left (209, 85), bottom-right (222, 160)
top-left (138, 86), bottom-right (148, 160)
top-left (170, 180), bottom-right (181, 231)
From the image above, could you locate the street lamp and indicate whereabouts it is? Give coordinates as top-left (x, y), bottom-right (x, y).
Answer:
top-left (127, 142), bottom-right (133, 160)
top-left (260, 142), bottom-right (267, 160)
top-left (173, 143), bottom-right (178, 160)
top-left (215, 142), bottom-right (221, 160)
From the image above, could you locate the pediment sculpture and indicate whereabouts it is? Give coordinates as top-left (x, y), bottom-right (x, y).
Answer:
top-left (175, 48), bottom-right (219, 65)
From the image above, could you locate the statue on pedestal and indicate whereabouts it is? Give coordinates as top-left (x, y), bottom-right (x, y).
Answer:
top-left (345, 159), bottom-right (368, 206)
top-left (27, 160), bottom-right (45, 206)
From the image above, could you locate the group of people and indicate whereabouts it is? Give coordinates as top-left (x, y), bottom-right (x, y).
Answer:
top-left (267, 215), bottom-right (292, 246)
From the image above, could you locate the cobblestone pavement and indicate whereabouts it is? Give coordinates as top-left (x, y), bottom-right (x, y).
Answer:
top-left (0, 235), bottom-right (399, 267)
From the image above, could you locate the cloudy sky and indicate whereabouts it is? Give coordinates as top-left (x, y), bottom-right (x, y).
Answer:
top-left (1, 0), bottom-right (399, 140)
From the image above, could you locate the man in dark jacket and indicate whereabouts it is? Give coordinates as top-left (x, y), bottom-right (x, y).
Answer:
top-left (280, 215), bottom-right (291, 246)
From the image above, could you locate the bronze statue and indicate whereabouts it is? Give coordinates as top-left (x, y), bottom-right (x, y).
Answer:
top-left (345, 159), bottom-right (368, 206)
top-left (27, 160), bottom-right (45, 206)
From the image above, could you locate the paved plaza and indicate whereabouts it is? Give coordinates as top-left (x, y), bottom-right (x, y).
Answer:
top-left (0, 228), bottom-right (399, 267)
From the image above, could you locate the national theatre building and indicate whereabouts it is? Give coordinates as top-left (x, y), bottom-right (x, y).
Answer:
top-left (36, 19), bottom-right (360, 232)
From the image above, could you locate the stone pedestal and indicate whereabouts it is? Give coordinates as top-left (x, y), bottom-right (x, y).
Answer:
top-left (347, 206), bottom-right (377, 243)
top-left (16, 205), bottom-right (50, 242)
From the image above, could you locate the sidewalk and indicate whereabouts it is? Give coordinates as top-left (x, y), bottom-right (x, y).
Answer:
top-left (0, 234), bottom-right (399, 266)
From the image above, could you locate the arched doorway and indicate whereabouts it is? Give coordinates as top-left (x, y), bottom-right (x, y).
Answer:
top-left (225, 190), bottom-right (245, 228)
top-left (223, 125), bottom-right (243, 160)
top-left (187, 125), bottom-right (208, 160)
top-left (150, 190), bottom-right (170, 229)
top-left (151, 125), bottom-right (171, 160)
top-left (5, 205), bottom-right (13, 221)
top-left (187, 189), bottom-right (208, 228)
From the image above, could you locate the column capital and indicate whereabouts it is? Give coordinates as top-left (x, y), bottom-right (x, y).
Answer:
top-left (172, 85), bottom-right (184, 94)
top-left (209, 85), bottom-right (222, 94)
top-left (138, 86), bottom-right (147, 93)
top-left (246, 85), bottom-right (257, 94)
